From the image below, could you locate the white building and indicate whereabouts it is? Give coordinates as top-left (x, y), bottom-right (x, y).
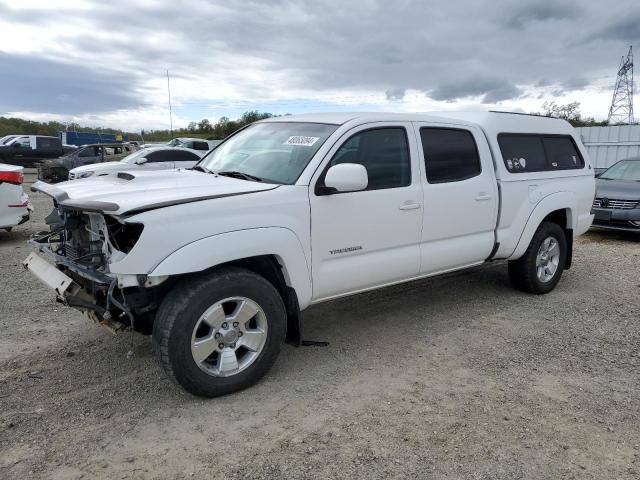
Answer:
top-left (577, 125), bottom-right (640, 170)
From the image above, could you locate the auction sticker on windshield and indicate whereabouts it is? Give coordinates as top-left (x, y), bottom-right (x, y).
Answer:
top-left (284, 136), bottom-right (320, 147)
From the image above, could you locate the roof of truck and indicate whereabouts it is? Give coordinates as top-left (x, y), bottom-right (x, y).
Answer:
top-left (263, 111), bottom-right (574, 135)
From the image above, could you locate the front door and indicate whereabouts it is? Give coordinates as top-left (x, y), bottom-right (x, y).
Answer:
top-left (414, 124), bottom-right (498, 274)
top-left (309, 124), bottom-right (423, 300)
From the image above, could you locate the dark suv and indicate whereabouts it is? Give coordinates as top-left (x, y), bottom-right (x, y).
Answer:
top-left (37, 143), bottom-right (139, 183)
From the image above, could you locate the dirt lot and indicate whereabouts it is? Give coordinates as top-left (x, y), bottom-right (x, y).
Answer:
top-left (1, 189), bottom-right (639, 480)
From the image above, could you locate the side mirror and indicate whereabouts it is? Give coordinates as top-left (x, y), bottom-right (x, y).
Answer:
top-left (135, 157), bottom-right (147, 165)
top-left (323, 163), bottom-right (368, 193)
top-left (13, 143), bottom-right (21, 148)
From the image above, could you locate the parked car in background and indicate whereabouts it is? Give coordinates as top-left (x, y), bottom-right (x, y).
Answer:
top-left (591, 157), bottom-right (640, 232)
top-left (68, 146), bottom-right (204, 179)
top-left (25, 112), bottom-right (595, 397)
top-left (0, 135), bottom-right (66, 167)
top-left (37, 143), bottom-right (139, 183)
top-left (144, 137), bottom-right (213, 151)
top-left (0, 163), bottom-right (32, 231)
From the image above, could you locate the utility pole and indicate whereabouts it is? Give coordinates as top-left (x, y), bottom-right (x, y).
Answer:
top-left (167, 69), bottom-right (174, 137)
top-left (608, 46), bottom-right (634, 125)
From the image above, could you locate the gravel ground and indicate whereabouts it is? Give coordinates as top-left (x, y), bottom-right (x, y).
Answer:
top-left (1, 189), bottom-right (639, 480)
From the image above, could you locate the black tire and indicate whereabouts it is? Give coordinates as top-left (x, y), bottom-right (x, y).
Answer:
top-left (508, 221), bottom-right (567, 294)
top-left (152, 267), bottom-right (286, 397)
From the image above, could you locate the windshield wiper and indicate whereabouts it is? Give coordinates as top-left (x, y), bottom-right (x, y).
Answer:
top-left (190, 165), bottom-right (210, 173)
top-left (216, 170), bottom-right (263, 182)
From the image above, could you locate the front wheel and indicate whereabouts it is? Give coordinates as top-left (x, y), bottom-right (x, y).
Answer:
top-left (152, 267), bottom-right (286, 397)
top-left (508, 221), bottom-right (567, 294)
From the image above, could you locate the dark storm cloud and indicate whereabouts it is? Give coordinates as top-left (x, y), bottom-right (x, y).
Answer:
top-left (430, 78), bottom-right (521, 103)
top-left (0, 0), bottom-right (638, 117)
top-left (0, 52), bottom-right (143, 114)
top-left (596, 15), bottom-right (640, 42)
top-left (503, 0), bottom-right (580, 29)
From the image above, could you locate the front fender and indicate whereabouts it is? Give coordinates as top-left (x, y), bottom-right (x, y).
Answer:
top-left (508, 191), bottom-right (576, 260)
top-left (149, 227), bottom-right (313, 309)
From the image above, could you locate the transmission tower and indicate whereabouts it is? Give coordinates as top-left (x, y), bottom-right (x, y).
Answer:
top-left (608, 46), bottom-right (634, 125)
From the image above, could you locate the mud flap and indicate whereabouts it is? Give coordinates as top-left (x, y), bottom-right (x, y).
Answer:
top-left (564, 228), bottom-right (573, 270)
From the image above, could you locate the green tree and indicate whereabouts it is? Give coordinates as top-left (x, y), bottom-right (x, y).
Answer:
top-left (534, 101), bottom-right (608, 127)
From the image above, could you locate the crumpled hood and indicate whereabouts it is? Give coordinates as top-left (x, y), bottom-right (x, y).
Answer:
top-left (596, 178), bottom-right (640, 201)
top-left (31, 169), bottom-right (278, 215)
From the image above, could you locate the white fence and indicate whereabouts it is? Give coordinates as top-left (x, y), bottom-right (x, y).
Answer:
top-left (577, 125), bottom-right (640, 170)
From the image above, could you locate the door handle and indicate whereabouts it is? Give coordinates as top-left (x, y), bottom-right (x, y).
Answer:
top-left (398, 202), bottom-right (421, 211)
top-left (475, 193), bottom-right (492, 202)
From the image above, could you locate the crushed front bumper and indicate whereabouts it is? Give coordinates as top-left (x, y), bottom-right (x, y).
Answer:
top-left (23, 252), bottom-right (80, 297)
top-left (27, 229), bottom-right (113, 285)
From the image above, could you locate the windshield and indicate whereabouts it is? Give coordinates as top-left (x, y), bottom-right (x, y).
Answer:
top-left (0, 135), bottom-right (17, 145)
top-left (199, 122), bottom-right (337, 184)
top-left (600, 160), bottom-right (640, 181)
top-left (121, 149), bottom-right (149, 164)
top-left (167, 139), bottom-right (183, 147)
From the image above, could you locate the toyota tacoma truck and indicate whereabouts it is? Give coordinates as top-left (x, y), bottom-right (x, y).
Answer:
top-left (24, 112), bottom-right (595, 397)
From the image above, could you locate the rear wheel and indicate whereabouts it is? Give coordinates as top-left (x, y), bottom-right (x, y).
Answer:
top-left (153, 267), bottom-right (286, 397)
top-left (508, 221), bottom-right (567, 294)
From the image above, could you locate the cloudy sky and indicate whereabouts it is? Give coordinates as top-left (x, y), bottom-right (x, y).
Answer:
top-left (0, 0), bottom-right (638, 131)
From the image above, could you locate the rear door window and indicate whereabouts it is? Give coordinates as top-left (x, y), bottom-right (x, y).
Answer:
top-left (420, 128), bottom-right (481, 183)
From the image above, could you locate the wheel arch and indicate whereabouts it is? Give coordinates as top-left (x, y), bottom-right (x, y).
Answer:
top-left (148, 228), bottom-right (311, 346)
top-left (509, 192), bottom-right (576, 263)
top-left (149, 227), bottom-right (312, 309)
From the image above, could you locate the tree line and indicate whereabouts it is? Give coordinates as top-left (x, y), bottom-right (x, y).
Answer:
top-left (532, 101), bottom-right (609, 127)
top-left (0, 104), bottom-right (615, 144)
top-left (0, 110), bottom-right (277, 142)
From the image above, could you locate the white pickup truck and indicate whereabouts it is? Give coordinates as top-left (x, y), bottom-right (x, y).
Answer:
top-left (25, 112), bottom-right (595, 397)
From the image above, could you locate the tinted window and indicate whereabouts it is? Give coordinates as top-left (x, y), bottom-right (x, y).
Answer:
top-left (420, 128), bottom-right (481, 183)
top-left (168, 150), bottom-right (199, 161)
top-left (78, 147), bottom-right (99, 158)
top-left (36, 137), bottom-right (54, 149)
top-left (498, 134), bottom-right (583, 172)
top-left (326, 128), bottom-right (410, 190)
top-left (543, 137), bottom-right (584, 169)
top-left (146, 150), bottom-right (176, 163)
top-left (192, 141), bottom-right (209, 151)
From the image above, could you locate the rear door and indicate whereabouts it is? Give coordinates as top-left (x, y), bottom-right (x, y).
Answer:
top-left (414, 123), bottom-right (498, 274)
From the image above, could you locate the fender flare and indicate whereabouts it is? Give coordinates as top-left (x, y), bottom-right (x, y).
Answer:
top-left (149, 227), bottom-right (313, 309)
top-left (509, 192), bottom-right (576, 260)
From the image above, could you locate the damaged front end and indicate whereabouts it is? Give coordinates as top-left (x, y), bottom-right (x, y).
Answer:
top-left (26, 206), bottom-right (167, 334)
top-left (37, 159), bottom-right (70, 184)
